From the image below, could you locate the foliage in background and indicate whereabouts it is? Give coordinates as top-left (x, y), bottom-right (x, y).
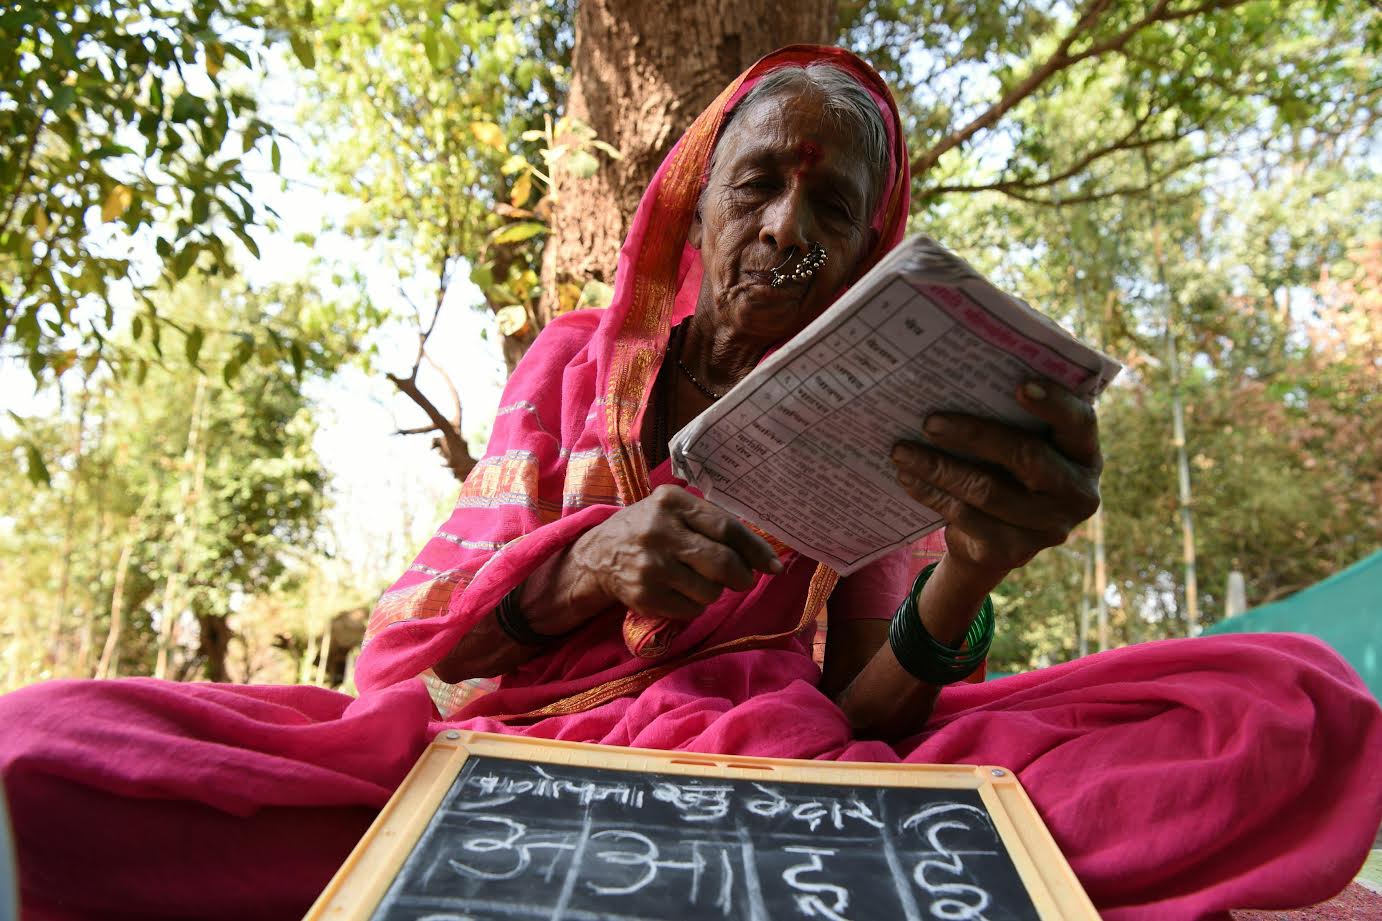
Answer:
top-left (276, 0), bottom-right (603, 479)
top-left (0, 272), bottom-right (366, 689)
top-left (932, 91), bottom-right (1382, 669)
top-left (1, 1), bottom-right (280, 379)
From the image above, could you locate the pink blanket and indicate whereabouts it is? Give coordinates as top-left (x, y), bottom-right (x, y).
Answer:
top-left (2, 633), bottom-right (1378, 919)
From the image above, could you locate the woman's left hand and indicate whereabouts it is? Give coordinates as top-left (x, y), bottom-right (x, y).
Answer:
top-left (890, 380), bottom-right (1102, 588)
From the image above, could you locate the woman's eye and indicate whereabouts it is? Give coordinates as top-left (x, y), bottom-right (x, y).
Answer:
top-left (819, 199), bottom-right (852, 221)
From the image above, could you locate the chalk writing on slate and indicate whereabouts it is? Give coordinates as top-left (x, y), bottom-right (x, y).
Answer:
top-left (368, 754), bottom-right (1040, 921)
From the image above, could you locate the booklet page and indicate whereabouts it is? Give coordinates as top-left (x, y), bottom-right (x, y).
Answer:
top-left (669, 235), bottom-right (1122, 574)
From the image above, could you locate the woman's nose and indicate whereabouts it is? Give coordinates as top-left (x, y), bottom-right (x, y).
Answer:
top-left (758, 188), bottom-right (811, 254)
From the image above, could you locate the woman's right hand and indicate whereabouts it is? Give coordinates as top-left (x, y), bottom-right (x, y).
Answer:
top-left (435, 486), bottom-right (782, 683)
top-left (566, 484), bottom-right (783, 621)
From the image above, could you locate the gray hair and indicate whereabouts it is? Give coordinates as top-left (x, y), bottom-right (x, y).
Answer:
top-left (709, 63), bottom-right (890, 215)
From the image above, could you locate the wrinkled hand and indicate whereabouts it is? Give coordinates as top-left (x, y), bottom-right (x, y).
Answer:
top-left (568, 484), bottom-right (783, 621)
top-left (891, 380), bottom-right (1102, 585)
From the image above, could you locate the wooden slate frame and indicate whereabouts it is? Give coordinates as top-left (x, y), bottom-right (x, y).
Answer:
top-left (305, 730), bottom-right (1098, 921)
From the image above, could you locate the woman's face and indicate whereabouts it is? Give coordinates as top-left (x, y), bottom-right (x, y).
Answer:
top-left (691, 88), bottom-right (880, 345)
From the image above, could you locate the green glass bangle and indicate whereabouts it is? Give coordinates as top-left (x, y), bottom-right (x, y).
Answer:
top-left (888, 562), bottom-right (995, 686)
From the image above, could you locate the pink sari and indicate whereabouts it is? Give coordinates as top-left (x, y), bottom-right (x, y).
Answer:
top-left (1, 45), bottom-right (1379, 921)
top-left (355, 44), bottom-right (917, 723)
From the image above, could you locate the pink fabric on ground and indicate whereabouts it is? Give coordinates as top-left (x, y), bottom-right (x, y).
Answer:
top-left (2, 633), bottom-right (1379, 920)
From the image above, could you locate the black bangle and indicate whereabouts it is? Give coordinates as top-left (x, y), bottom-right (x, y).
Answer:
top-left (888, 562), bottom-right (995, 686)
top-left (493, 583), bottom-right (572, 647)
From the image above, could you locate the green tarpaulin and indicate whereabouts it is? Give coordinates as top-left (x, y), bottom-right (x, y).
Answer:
top-left (1203, 549), bottom-right (1382, 702)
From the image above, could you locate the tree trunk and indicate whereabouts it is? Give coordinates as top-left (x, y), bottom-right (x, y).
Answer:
top-left (95, 530), bottom-right (137, 680)
top-left (539, 0), bottom-right (836, 322)
top-left (50, 383), bottom-right (92, 672)
top-left (73, 510), bottom-right (111, 676)
top-left (1093, 505), bottom-right (1110, 650)
top-left (1078, 547), bottom-right (1092, 657)
top-left (155, 377), bottom-right (209, 680)
top-left (1166, 319), bottom-right (1199, 634)
top-left (196, 612), bottom-right (232, 682)
top-left (313, 618), bottom-right (332, 687)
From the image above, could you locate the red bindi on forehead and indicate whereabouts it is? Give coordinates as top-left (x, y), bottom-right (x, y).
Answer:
top-left (794, 141), bottom-right (823, 176)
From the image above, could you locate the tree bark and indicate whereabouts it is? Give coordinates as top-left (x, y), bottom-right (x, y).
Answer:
top-left (196, 612), bottom-right (232, 683)
top-left (539, 0), bottom-right (836, 322)
top-left (95, 530), bottom-right (136, 680)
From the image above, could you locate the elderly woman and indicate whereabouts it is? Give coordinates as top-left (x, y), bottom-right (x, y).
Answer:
top-left (1, 45), bottom-right (1379, 921)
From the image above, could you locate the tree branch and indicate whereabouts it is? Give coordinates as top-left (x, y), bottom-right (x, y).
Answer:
top-left (918, 118), bottom-right (1194, 201)
top-left (423, 349), bottom-right (463, 431)
top-left (385, 371), bottom-right (477, 481)
top-left (387, 214), bottom-right (474, 482)
top-left (0, 107), bottom-right (48, 240)
top-left (909, 0), bottom-right (1249, 177)
top-left (934, 148), bottom-right (1218, 208)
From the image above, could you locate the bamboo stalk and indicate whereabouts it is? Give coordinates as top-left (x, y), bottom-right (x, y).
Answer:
top-left (1079, 546), bottom-right (1092, 657)
top-left (1151, 218), bottom-right (1200, 635)
top-left (155, 378), bottom-right (209, 679)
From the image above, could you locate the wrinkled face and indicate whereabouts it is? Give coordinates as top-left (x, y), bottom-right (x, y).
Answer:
top-left (690, 89), bottom-right (880, 344)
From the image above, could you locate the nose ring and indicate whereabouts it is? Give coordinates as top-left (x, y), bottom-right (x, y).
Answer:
top-left (770, 242), bottom-right (828, 288)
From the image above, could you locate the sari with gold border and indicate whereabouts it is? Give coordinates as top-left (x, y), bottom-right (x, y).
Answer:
top-left (355, 44), bottom-right (915, 721)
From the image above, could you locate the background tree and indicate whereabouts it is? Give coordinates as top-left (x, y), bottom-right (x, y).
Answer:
top-left (0, 0), bottom-right (335, 483)
top-left (0, 271), bottom-right (363, 689)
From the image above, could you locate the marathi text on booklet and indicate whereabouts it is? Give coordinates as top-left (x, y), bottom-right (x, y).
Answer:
top-left (669, 235), bottom-right (1123, 575)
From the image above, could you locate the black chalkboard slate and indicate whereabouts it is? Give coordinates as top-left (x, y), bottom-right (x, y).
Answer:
top-left (369, 753), bottom-right (1037, 921)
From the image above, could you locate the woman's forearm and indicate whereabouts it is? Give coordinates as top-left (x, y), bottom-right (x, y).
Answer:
top-left (834, 555), bottom-right (1003, 740)
top-left (432, 537), bottom-right (614, 684)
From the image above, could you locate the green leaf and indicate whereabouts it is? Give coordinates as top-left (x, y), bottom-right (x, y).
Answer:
top-left (270, 139), bottom-right (282, 173)
top-left (232, 226), bottom-right (261, 259)
top-left (578, 279), bottom-right (615, 309)
top-left (565, 149), bottom-right (599, 179)
top-left (289, 34), bottom-right (316, 69)
top-left (491, 221), bottom-right (545, 244)
top-left (590, 140), bottom-right (624, 160)
top-left (184, 326), bottom-right (204, 367)
top-left (90, 144), bottom-right (137, 160)
top-left (469, 261), bottom-right (494, 291)
top-left (172, 245), bottom-right (199, 279)
top-left (289, 341), bottom-right (305, 379)
top-left (51, 85), bottom-right (76, 113)
top-left (25, 443), bottom-right (50, 486)
top-left (222, 356), bottom-right (242, 386)
top-left (131, 314), bottom-right (144, 341)
top-left (234, 335), bottom-right (255, 366)
top-left (171, 93), bottom-right (200, 122)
